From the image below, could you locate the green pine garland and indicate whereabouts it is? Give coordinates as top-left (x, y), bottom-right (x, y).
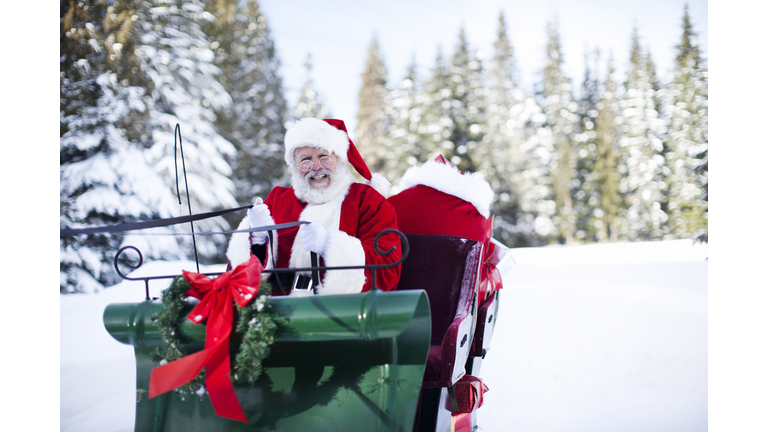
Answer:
top-left (151, 275), bottom-right (280, 396)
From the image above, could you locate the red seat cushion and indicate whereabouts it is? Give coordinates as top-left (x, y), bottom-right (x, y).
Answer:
top-left (397, 234), bottom-right (482, 387)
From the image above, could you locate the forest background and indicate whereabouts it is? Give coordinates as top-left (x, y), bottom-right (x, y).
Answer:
top-left (56, 0), bottom-right (710, 293)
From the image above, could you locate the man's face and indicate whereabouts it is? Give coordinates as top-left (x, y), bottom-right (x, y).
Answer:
top-left (293, 146), bottom-right (338, 190)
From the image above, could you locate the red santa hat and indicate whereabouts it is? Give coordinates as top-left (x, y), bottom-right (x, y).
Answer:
top-left (284, 118), bottom-right (391, 196)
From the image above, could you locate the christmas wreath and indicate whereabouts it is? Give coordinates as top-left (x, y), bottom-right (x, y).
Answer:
top-left (150, 274), bottom-right (281, 396)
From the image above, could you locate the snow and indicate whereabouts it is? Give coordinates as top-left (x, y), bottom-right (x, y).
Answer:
top-left (60, 240), bottom-right (706, 431)
top-left (480, 240), bottom-right (707, 431)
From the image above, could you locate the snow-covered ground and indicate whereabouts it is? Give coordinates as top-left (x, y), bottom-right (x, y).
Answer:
top-left (60, 239), bottom-right (708, 432)
top-left (480, 240), bottom-right (707, 432)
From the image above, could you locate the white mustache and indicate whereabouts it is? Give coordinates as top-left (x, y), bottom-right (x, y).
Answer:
top-left (304, 168), bottom-right (332, 183)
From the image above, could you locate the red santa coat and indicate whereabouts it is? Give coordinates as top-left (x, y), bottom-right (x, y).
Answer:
top-left (227, 182), bottom-right (401, 295)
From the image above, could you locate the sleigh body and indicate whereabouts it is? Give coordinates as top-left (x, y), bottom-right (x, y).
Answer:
top-left (105, 289), bottom-right (431, 431)
top-left (104, 230), bottom-right (506, 432)
top-left (101, 155), bottom-right (509, 431)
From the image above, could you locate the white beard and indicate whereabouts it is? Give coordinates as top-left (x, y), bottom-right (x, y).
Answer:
top-left (289, 164), bottom-right (356, 283)
top-left (291, 165), bottom-right (355, 205)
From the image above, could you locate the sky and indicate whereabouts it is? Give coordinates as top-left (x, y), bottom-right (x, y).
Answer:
top-left (60, 239), bottom-right (708, 432)
top-left (258, 0), bottom-right (708, 137)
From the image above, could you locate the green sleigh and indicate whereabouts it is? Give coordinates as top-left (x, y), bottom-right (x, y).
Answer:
top-left (104, 229), bottom-right (505, 432)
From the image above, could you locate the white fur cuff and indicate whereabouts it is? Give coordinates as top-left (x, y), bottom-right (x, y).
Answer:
top-left (226, 216), bottom-right (253, 268)
top-left (317, 230), bottom-right (366, 295)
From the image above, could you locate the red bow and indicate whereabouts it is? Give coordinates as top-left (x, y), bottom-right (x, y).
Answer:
top-left (148, 256), bottom-right (263, 423)
top-left (450, 375), bottom-right (490, 432)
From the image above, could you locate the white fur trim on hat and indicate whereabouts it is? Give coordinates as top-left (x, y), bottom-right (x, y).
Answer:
top-left (367, 172), bottom-right (391, 197)
top-left (398, 159), bottom-right (495, 218)
top-left (284, 118), bottom-right (350, 168)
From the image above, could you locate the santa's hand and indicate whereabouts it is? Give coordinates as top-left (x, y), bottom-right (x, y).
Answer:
top-left (247, 198), bottom-right (273, 245)
top-left (299, 222), bottom-right (328, 256)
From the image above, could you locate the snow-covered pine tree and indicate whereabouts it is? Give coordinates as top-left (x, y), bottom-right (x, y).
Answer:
top-left (293, 53), bottom-right (331, 121)
top-left (384, 58), bottom-right (427, 186)
top-left (537, 17), bottom-right (580, 244)
top-left (514, 102), bottom-right (557, 246)
top-left (419, 48), bottom-right (452, 161)
top-left (61, 0), bottom-right (183, 293)
top-left (573, 47), bottom-right (602, 242)
top-left (445, 27), bottom-right (486, 172)
top-left (691, 146), bottom-right (708, 243)
top-left (481, 11), bottom-right (538, 247)
top-left (620, 28), bottom-right (669, 240)
top-left (664, 4), bottom-right (708, 239)
top-left (138, 0), bottom-right (239, 262)
top-left (592, 52), bottom-right (626, 242)
top-left (206, 0), bottom-right (288, 208)
top-left (355, 35), bottom-right (391, 173)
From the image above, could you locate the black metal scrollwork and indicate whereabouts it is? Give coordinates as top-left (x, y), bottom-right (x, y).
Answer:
top-left (114, 229), bottom-right (410, 299)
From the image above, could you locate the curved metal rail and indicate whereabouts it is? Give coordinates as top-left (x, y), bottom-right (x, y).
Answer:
top-left (114, 228), bottom-right (410, 300)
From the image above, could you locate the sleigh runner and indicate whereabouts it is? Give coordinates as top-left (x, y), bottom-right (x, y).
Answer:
top-left (99, 155), bottom-right (511, 432)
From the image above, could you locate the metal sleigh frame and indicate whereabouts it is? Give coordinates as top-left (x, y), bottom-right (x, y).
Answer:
top-left (113, 228), bottom-right (409, 300)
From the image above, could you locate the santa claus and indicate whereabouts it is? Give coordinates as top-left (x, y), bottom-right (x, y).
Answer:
top-left (225, 118), bottom-right (401, 295)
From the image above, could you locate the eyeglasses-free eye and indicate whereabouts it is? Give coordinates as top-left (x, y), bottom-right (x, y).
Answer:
top-left (299, 156), bottom-right (333, 172)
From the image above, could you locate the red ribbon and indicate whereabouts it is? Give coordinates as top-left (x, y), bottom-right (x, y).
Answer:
top-left (450, 375), bottom-right (490, 432)
top-left (148, 256), bottom-right (263, 423)
top-left (452, 413), bottom-right (472, 432)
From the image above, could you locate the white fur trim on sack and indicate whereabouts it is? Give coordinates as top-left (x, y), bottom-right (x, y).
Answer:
top-left (398, 160), bottom-right (495, 218)
top-left (284, 118), bottom-right (350, 168)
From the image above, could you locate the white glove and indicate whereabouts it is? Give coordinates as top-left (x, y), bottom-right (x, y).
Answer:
top-left (247, 198), bottom-right (273, 245)
top-left (299, 222), bottom-right (328, 256)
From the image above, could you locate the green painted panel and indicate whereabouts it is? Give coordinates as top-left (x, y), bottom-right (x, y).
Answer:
top-left (105, 290), bottom-right (431, 432)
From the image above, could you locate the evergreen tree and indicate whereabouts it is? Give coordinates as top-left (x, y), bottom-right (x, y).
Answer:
top-left (516, 106), bottom-right (558, 246)
top-left (691, 146), bottom-right (708, 243)
top-left (591, 52), bottom-right (626, 242)
top-left (482, 11), bottom-right (537, 247)
top-left (207, 0), bottom-right (288, 208)
top-left (445, 27), bottom-right (486, 172)
top-left (61, 0), bottom-right (152, 143)
top-left (573, 47), bottom-right (602, 242)
top-left (537, 18), bottom-right (580, 244)
top-left (60, 0), bottom-right (183, 292)
top-left (664, 4), bottom-right (708, 239)
top-left (419, 47), bottom-right (452, 161)
top-left (293, 53), bottom-right (331, 121)
top-left (620, 28), bottom-right (668, 240)
top-left (138, 0), bottom-right (239, 261)
top-left (61, 0), bottom-right (110, 139)
top-left (355, 35), bottom-right (390, 173)
top-left (384, 58), bottom-right (427, 186)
